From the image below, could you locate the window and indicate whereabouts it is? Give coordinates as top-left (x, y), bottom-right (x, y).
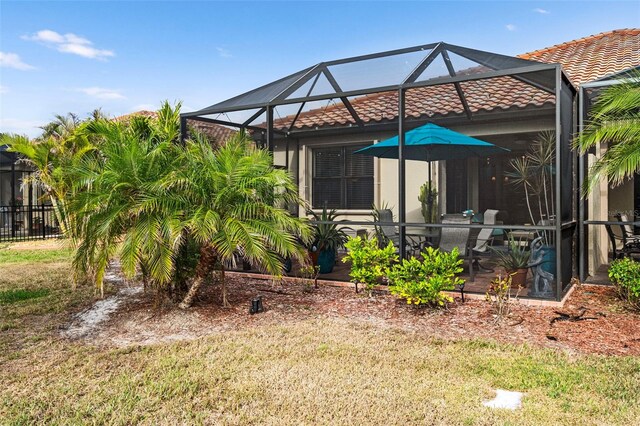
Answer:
top-left (312, 144), bottom-right (374, 209)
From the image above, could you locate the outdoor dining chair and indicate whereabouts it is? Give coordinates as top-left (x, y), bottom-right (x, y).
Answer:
top-left (616, 213), bottom-right (640, 244)
top-left (375, 209), bottom-right (421, 256)
top-left (471, 209), bottom-right (501, 272)
top-left (438, 214), bottom-right (475, 281)
top-left (605, 222), bottom-right (640, 260)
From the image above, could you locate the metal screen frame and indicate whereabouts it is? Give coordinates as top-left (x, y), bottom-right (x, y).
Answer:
top-left (183, 42), bottom-right (578, 301)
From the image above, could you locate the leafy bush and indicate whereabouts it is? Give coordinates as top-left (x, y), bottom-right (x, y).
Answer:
top-left (342, 236), bottom-right (398, 295)
top-left (485, 274), bottom-right (520, 322)
top-left (608, 258), bottom-right (640, 310)
top-left (387, 247), bottom-right (464, 306)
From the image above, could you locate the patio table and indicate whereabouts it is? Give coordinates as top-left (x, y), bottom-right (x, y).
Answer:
top-left (507, 230), bottom-right (537, 247)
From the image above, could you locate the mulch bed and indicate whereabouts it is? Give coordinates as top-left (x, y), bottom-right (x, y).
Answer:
top-left (90, 275), bottom-right (640, 356)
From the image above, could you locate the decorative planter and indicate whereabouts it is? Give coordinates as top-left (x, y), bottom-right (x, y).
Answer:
top-left (317, 249), bottom-right (336, 274)
top-left (509, 268), bottom-right (528, 288)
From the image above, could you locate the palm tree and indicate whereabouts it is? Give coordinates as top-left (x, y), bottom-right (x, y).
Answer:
top-left (173, 132), bottom-right (312, 308)
top-left (39, 113), bottom-right (81, 140)
top-left (70, 101), bottom-right (311, 303)
top-left (69, 116), bottom-right (182, 296)
top-left (576, 73), bottom-right (640, 192)
top-left (1, 128), bottom-right (96, 239)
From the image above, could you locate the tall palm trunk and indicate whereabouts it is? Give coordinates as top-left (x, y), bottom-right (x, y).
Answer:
top-left (179, 244), bottom-right (217, 309)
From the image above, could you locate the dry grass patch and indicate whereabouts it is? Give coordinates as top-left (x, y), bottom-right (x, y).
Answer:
top-left (1, 243), bottom-right (639, 425)
top-left (2, 321), bottom-right (640, 425)
top-left (0, 246), bottom-right (97, 351)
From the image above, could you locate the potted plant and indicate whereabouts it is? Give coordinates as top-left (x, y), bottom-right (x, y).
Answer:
top-left (490, 236), bottom-right (530, 288)
top-left (308, 207), bottom-right (350, 274)
top-left (507, 131), bottom-right (556, 276)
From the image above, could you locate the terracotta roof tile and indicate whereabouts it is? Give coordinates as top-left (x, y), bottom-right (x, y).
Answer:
top-left (275, 29), bottom-right (639, 131)
top-left (518, 28), bottom-right (640, 85)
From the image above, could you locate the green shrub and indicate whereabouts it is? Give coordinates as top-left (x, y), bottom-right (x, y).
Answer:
top-left (387, 247), bottom-right (464, 306)
top-left (342, 236), bottom-right (398, 295)
top-left (608, 258), bottom-right (640, 310)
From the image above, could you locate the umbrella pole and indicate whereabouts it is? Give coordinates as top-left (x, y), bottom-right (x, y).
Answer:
top-left (428, 161), bottom-right (432, 224)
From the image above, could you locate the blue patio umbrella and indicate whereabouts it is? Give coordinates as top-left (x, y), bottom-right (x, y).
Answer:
top-left (355, 122), bottom-right (510, 219)
top-left (355, 123), bottom-right (509, 162)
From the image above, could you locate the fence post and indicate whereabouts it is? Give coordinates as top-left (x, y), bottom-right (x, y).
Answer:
top-left (41, 204), bottom-right (46, 239)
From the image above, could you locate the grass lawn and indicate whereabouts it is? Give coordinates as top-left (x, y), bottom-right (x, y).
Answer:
top-left (1, 244), bottom-right (639, 425)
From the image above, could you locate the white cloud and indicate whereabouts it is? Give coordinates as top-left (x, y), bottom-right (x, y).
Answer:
top-left (131, 103), bottom-right (156, 112)
top-left (79, 87), bottom-right (125, 100)
top-left (0, 52), bottom-right (35, 70)
top-left (505, 24), bottom-right (517, 31)
top-left (533, 8), bottom-right (550, 14)
top-left (23, 29), bottom-right (114, 60)
top-left (0, 118), bottom-right (45, 136)
top-left (216, 47), bottom-right (232, 58)
top-left (0, 85), bottom-right (8, 94)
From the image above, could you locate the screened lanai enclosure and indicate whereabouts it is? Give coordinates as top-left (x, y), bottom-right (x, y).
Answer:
top-left (0, 146), bottom-right (59, 241)
top-left (182, 42), bottom-right (577, 301)
top-left (578, 70), bottom-right (640, 283)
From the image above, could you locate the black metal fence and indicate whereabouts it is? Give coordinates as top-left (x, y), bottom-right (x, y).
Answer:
top-left (0, 205), bottom-right (61, 242)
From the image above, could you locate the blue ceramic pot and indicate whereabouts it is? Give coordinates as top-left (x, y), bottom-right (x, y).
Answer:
top-left (317, 249), bottom-right (336, 274)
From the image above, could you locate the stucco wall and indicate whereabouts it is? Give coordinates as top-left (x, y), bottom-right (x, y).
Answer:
top-left (272, 114), bottom-right (555, 239)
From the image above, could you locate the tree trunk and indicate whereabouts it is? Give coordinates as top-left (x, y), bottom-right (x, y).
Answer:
top-left (179, 244), bottom-right (217, 309)
top-left (220, 265), bottom-right (229, 307)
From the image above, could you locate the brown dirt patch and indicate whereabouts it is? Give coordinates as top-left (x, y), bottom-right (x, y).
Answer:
top-left (80, 274), bottom-right (640, 356)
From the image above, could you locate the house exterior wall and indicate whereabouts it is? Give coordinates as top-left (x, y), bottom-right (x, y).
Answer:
top-left (272, 113), bottom-right (555, 239)
top-left (609, 179), bottom-right (634, 217)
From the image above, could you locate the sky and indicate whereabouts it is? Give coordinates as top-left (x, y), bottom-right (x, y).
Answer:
top-left (1, 0), bottom-right (639, 137)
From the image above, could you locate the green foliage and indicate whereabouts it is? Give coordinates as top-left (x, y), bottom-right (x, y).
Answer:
top-left (418, 181), bottom-right (438, 224)
top-left (576, 72), bottom-right (640, 191)
top-left (308, 207), bottom-right (349, 253)
top-left (2, 124), bottom-right (98, 239)
top-left (342, 236), bottom-right (398, 295)
top-left (489, 235), bottom-right (530, 271)
top-left (485, 273), bottom-right (519, 322)
top-left (507, 131), bottom-right (555, 244)
top-left (387, 247), bottom-right (464, 306)
top-left (0, 289), bottom-right (50, 304)
top-left (608, 258), bottom-right (640, 311)
top-left (66, 101), bottom-right (311, 300)
top-left (299, 264), bottom-right (320, 289)
top-left (172, 235), bottom-right (202, 291)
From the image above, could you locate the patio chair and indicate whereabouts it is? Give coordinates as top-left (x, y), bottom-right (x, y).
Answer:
top-left (438, 214), bottom-right (475, 281)
top-left (471, 209), bottom-right (500, 272)
top-left (615, 213), bottom-right (640, 244)
top-left (605, 222), bottom-right (640, 260)
top-left (375, 209), bottom-right (420, 256)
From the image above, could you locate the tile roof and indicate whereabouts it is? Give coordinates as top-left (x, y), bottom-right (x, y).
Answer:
top-left (274, 29), bottom-right (639, 131)
top-left (115, 110), bottom-right (237, 143)
top-left (518, 28), bottom-right (640, 85)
